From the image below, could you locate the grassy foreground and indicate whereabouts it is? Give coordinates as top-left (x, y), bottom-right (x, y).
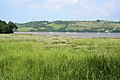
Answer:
top-left (0, 34), bottom-right (120, 80)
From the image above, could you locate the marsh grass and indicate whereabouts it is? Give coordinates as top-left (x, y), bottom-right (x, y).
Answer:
top-left (0, 34), bottom-right (120, 80)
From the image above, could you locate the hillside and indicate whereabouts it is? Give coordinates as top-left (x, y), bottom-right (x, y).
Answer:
top-left (16, 20), bottom-right (120, 32)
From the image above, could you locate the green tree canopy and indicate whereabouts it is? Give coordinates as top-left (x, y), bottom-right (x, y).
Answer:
top-left (0, 20), bottom-right (17, 34)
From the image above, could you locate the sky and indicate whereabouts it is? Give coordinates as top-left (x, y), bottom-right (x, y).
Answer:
top-left (0, 0), bottom-right (120, 23)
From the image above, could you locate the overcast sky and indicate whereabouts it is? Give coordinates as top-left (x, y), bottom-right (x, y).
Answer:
top-left (0, 0), bottom-right (120, 22)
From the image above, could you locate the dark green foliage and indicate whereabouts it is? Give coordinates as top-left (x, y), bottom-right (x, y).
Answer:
top-left (96, 19), bottom-right (101, 22)
top-left (0, 20), bottom-right (17, 34)
top-left (53, 20), bottom-right (75, 25)
top-left (86, 55), bottom-right (120, 80)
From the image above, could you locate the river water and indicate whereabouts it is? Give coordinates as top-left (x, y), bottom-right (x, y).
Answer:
top-left (14, 32), bottom-right (120, 38)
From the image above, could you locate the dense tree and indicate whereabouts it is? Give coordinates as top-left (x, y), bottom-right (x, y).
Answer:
top-left (96, 19), bottom-right (101, 22)
top-left (0, 20), bottom-right (17, 34)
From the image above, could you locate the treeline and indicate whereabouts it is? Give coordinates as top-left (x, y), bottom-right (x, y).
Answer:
top-left (0, 20), bottom-right (17, 34)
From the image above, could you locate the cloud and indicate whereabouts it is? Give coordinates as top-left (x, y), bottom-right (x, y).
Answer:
top-left (65, 0), bottom-right (79, 4)
top-left (9, 0), bottom-right (120, 17)
top-left (98, 0), bottom-right (120, 16)
top-left (9, 0), bottom-right (34, 5)
top-left (41, 0), bottom-right (80, 10)
top-left (41, 0), bottom-right (63, 10)
top-left (9, 0), bottom-right (43, 9)
top-left (72, 0), bottom-right (120, 17)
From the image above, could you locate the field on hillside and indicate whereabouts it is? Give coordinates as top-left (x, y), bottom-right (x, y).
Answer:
top-left (16, 20), bottom-right (120, 32)
top-left (0, 34), bottom-right (120, 80)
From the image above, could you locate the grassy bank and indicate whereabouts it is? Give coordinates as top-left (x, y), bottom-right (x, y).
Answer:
top-left (0, 34), bottom-right (120, 80)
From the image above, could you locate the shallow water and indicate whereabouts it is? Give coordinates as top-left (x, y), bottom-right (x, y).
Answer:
top-left (14, 32), bottom-right (120, 38)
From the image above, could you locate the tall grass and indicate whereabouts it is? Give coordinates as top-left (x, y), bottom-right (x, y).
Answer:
top-left (0, 34), bottom-right (120, 80)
